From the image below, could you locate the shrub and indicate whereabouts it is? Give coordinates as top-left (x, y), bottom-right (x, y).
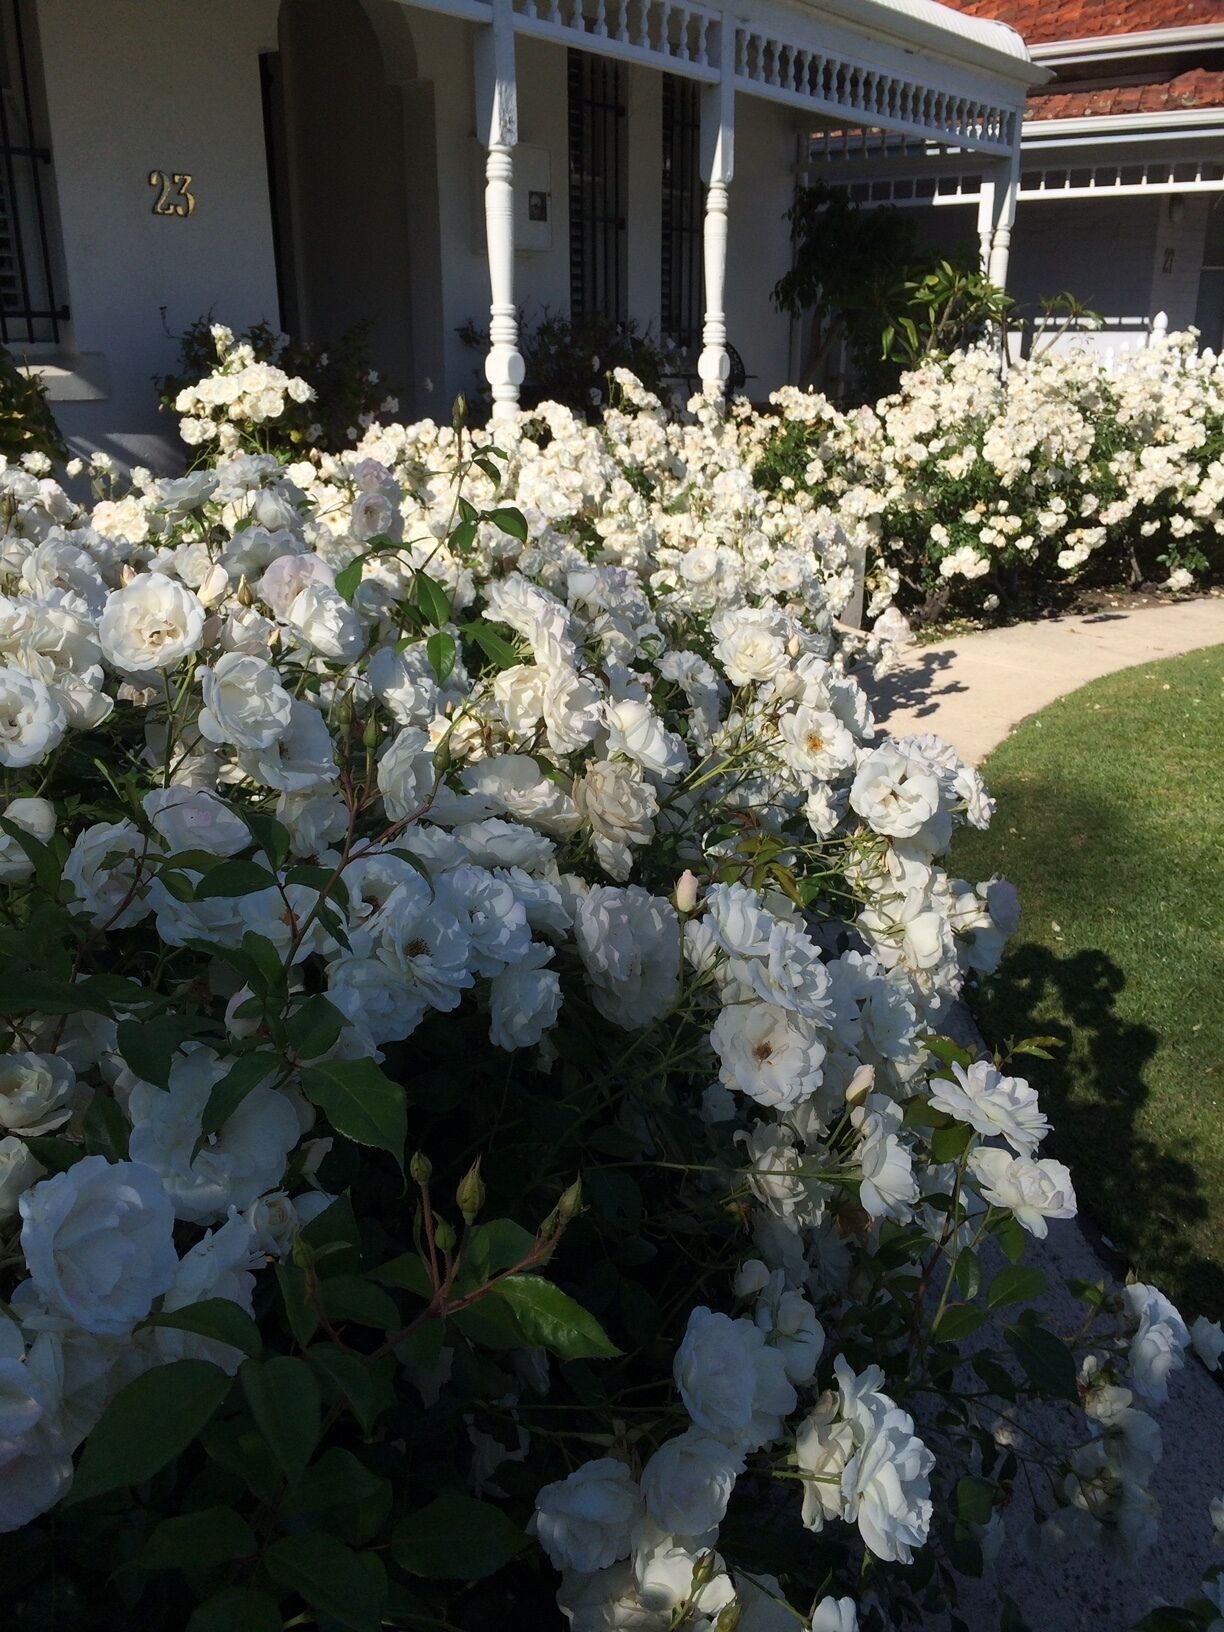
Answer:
top-left (751, 333), bottom-right (1224, 623)
top-left (0, 363), bottom-right (1216, 1632)
top-left (458, 310), bottom-right (682, 418)
top-left (0, 346), bottom-right (67, 466)
top-left (158, 317), bottom-right (398, 458)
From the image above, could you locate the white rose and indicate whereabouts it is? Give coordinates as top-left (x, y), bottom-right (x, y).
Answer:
top-left (710, 1000), bottom-right (824, 1111)
top-left (640, 1427), bottom-right (743, 1535)
top-left (287, 584), bottom-right (365, 662)
top-left (1123, 1283), bottom-right (1189, 1405)
top-left (850, 744), bottom-right (941, 839)
top-left (531, 1457), bottom-right (643, 1573)
top-left (574, 759), bottom-right (658, 882)
top-left (0, 1135), bottom-right (43, 1214)
top-left (198, 652), bottom-right (293, 749)
top-left (673, 1307), bottom-right (796, 1452)
top-left (0, 667), bottom-right (66, 769)
top-left (258, 552), bottom-right (334, 620)
top-left (461, 754), bottom-right (580, 838)
top-left (143, 787), bottom-right (252, 857)
top-left (154, 1213), bottom-right (257, 1375)
top-left (1191, 1315), bottom-right (1224, 1372)
top-left (841, 1398), bottom-right (934, 1565)
top-left (0, 1052), bottom-right (81, 1135)
top-left (928, 1059), bottom-right (1049, 1153)
top-left (63, 820), bottom-right (154, 930)
top-left (19, 1156), bottom-right (178, 1335)
top-left (489, 944), bottom-right (562, 1050)
top-left (604, 698), bottom-right (688, 781)
top-left (98, 572), bottom-right (205, 674)
top-left (574, 886), bottom-right (679, 1031)
top-left (239, 698), bottom-right (337, 793)
top-left (0, 796), bottom-right (56, 879)
top-left (128, 1046), bottom-right (301, 1224)
top-left (968, 1148), bottom-right (1076, 1239)
top-left (0, 1349), bottom-right (73, 1531)
top-left (812, 1598), bottom-right (860, 1632)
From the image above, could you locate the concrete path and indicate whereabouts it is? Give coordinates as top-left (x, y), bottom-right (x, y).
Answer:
top-left (867, 599), bottom-right (1224, 1629)
top-left (871, 594), bottom-right (1224, 764)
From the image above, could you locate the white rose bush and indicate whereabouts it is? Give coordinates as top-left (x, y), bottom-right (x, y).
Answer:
top-left (0, 362), bottom-right (1216, 1632)
top-left (750, 330), bottom-right (1224, 621)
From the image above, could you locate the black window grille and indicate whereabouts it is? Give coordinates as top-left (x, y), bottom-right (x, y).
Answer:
top-left (568, 49), bottom-right (626, 324)
top-left (0, 0), bottom-right (66, 346)
top-left (661, 73), bottom-right (703, 350)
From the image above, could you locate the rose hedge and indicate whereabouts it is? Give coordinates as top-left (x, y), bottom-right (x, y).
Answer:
top-left (0, 339), bottom-right (1218, 1632)
top-left (749, 333), bottom-right (1224, 622)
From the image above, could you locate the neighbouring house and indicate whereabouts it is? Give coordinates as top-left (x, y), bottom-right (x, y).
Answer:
top-left (0, 0), bottom-right (1040, 467)
top-left (811, 0), bottom-right (1224, 359)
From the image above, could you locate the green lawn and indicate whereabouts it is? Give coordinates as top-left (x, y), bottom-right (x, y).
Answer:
top-left (951, 643), bottom-right (1224, 1319)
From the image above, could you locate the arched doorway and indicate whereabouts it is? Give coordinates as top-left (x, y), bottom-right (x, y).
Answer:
top-left (263, 0), bottom-right (417, 409)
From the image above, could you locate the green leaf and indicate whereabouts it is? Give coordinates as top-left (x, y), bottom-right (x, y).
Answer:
top-left (485, 505), bottom-right (528, 542)
top-left (187, 1590), bottom-right (281, 1632)
top-left (952, 1247), bottom-right (982, 1301)
top-left (67, 1359), bottom-right (231, 1504)
top-left (987, 1264), bottom-right (1047, 1310)
top-left (465, 1218), bottom-right (537, 1281)
top-left (116, 1014), bottom-right (207, 1090)
top-left (0, 816), bottom-right (61, 894)
top-left (194, 860), bottom-right (277, 900)
top-left (200, 1053), bottom-right (279, 1138)
top-left (306, 1344), bottom-right (392, 1434)
top-left (299, 1191), bottom-right (362, 1275)
top-left (140, 1506), bottom-right (256, 1571)
top-left (240, 1356), bottom-right (321, 1485)
top-left (449, 517), bottom-right (477, 554)
top-left (22, 1135), bottom-right (83, 1173)
top-left (0, 972), bottom-right (113, 1017)
top-left (285, 993), bottom-right (345, 1061)
top-left (490, 1274), bottom-right (620, 1360)
top-left (239, 810), bottom-right (291, 869)
top-left (301, 1058), bottom-right (406, 1166)
top-left (144, 1298), bottom-right (263, 1359)
top-left (414, 569), bottom-right (451, 627)
top-left (393, 1494), bottom-right (528, 1581)
top-left (275, 1262), bottom-right (319, 1347)
top-left (334, 556), bottom-right (365, 605)
top-left (369, 1251), bottom-right (431, 1297)
top-left (933, 1305), bottom-right (986, 1344)
top-left (282, 1446), bottom-right (392, 1544)
top-left (264, 1533), bottom-right (387, 1632)
top-left (465, 620), bottom-right (518, 670)
top-left (993, 1212), bottom-right (1027, 1263)
top-left (82, 1092), bottom-right (130, 1161)
top-left (1005, 1321), bottom-right (1079, 1403)
top-left (955, 1475), bottom-right (995, 1526)
top-left (426, 629), bottom-right (456, 684)
top-left (922, 1034), bottom-right (974, 1070)
top-left (930, 1121), bottom-right (974, 1163)
top-left (319, 1276), bottom-right (400, 1332)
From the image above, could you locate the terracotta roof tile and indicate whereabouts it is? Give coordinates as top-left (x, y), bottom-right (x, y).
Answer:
top-left (1026, 64), bottom-right (1224, 117)
top-left (939, 0), bottom-right (1223, 47)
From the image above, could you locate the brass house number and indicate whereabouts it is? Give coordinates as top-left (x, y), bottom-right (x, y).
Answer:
top-left (148, 170), bottom-right (195, 217)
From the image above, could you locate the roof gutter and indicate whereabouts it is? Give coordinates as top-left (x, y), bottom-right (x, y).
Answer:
top-left (1023, 107), bottom-right (1224, 143)
top-left (1029, 23), bottom-right (1224, 66)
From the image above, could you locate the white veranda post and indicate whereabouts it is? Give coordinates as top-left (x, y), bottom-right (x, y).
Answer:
top-left (698, 23), bottom-right (736, 402)
top-left (476, 0), bottom-right (524, 419)
top-left (987, 145), bottom-right (1021, 293)
top-left (976, 174), bottom-right (997, 276)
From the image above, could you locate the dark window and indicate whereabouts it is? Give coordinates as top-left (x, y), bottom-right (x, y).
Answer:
top-left (568, 49), bottom-right (626, 323)
top-left (0, 0), bottom-right (66, 345)
top-left (661, 73), bottom-right (703, 349)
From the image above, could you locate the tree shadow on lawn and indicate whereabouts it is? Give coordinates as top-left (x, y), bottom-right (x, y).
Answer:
top-left (973, 942), bottom-right (1224, 1319)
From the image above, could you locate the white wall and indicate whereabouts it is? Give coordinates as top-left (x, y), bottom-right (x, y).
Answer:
top-left (35, 0), bottom-right (281, 469)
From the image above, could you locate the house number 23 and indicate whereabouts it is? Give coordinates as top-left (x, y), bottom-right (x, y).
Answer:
top-left (148, 170), bottom-right (195, 217)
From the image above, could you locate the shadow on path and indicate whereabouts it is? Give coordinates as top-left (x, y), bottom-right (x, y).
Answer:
top-left (868, 648), bottom-right (965, 728)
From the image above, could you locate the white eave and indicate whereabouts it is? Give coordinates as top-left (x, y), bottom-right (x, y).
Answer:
top-left (1024, 106), bottom-right (1224, 144)
top-left (795, 0), bottom-right (1049, 84)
